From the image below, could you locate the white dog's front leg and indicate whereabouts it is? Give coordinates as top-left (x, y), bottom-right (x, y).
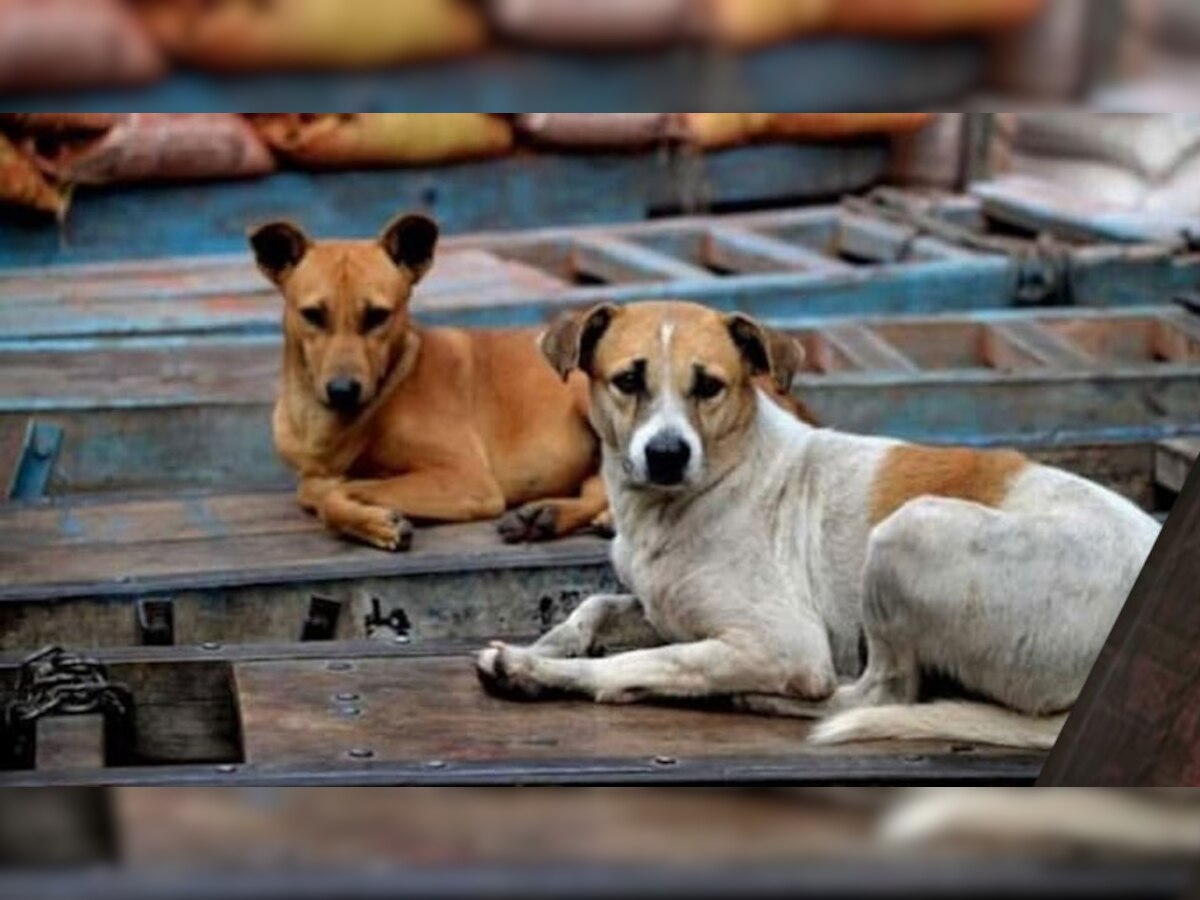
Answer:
top-left (528, 593), bottom-right (662, 659)
top-left (476, 638), bottom-right (783, 704)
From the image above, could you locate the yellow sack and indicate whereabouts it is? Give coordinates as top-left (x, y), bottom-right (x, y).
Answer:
top-left (831, 0), bottom-right (1044, 35)
top-left (135, 0), bottom-right (486, 70)
top-left (0, 132), bottom-right (64, 216)
top-left (254, 114), bottom-right (515, 168)
top-left (676, 113), bottom-right (773, 149)
top-left (702, 0), bottom-right (834, 48)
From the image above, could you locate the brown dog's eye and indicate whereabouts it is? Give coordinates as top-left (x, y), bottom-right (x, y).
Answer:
top-left (362, 306), bottom-right (391, 333)
top-left (692, 371), bottom-right (726, 400)
top-left (299, 306), bottom-right (327, 330)
top-left (611, 368), bottom-right (644, 396)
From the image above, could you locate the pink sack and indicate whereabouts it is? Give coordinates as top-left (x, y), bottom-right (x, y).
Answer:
top-left (0, 0), bottom-right (163, 92)
top-left (29, 114), bottom-right (276, 186)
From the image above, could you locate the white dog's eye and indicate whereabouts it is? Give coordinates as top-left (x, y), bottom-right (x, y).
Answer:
top-left (611, 368), bottom-right (644, 396)
top-left (691, 371), bottom-right (725, 400)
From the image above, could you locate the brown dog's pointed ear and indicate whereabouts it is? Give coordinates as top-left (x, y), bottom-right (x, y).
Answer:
top-left (249, 221), bottom-right (310, 285)
top-left (380, 213), bottom-right (438, 284)
top-left (726, 313), bottom-right (805, 394)
top-left (540, 304), bottom-right (618, 381)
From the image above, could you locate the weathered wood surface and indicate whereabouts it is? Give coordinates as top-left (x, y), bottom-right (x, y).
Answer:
top-left (6, 306), bottom-right (1200, 495)
top-left (3, 200), bottom-right (1196, 342)
top-left (0, 438), bottom-right (1189, 653)
top-left (0, 646), bottom-right (1041, 786)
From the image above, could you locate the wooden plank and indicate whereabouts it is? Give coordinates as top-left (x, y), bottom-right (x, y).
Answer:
top-left (986, 320), bottom-right (1100, 369)
top-left (569, 235), bottom-right (713, 284)
top-left (818, 324), bottom-right (921, 373)
top-left (703, 227), bottom-right (853, 275)
top-left (1037, 436), bottom-right (1200, 786)
top-left (233, 655), bottom-right (1031, 772)
top-left (1155, 439), bottom-right (1200, 494)
top-left (35, 715), bottom-right (107, 772)
top-left (837, 213), bottom-right (975, 263)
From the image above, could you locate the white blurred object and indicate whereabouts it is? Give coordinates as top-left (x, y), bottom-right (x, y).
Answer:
top-left (882, 789), bottom-right (1200, 856)
top-left (488, 0), bottom-right (690, 47)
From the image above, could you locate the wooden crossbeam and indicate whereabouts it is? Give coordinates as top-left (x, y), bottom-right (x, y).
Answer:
top-left (819, 324), bottom-right (921, 373)
top-left (703, 227), bottom-right (853, 275)
top-left (569, 235), bottom-right (713, 284)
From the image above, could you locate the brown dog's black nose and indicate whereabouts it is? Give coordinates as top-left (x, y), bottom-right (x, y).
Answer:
top-left (325, 376), bottom-right (363, 412)
top-left (645, 431), bottom-right (691, 486)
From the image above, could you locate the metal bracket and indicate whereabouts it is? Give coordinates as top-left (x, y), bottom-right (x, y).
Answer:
top-left (301, 595), bottom-right (343, 642)
top-left (363, 598), bottom-right (410, 640)
top-left (7, 420), bottom-right (63, 501)
top-left (136, 600), bottom-right (175, 647)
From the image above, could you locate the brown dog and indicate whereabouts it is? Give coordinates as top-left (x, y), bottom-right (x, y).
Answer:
top-left (250, 213), bottom-right (605, 551)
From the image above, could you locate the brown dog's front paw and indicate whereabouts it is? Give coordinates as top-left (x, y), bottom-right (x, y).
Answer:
top-left (497, 503), bottom-right (558, 544)
top-left (475, 641), bottom-right (547, 700)
top-left (358, 509), bottom-right (414, 552)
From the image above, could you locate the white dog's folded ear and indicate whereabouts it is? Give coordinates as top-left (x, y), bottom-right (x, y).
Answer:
top-left (540, 303), bottom-right (618, 381)
top-left (248, 220), bottom-right (310, 285)
top-left (379, 213), bottom-right (439, 284)
top-left (726, 313), bottom-right (805, 394)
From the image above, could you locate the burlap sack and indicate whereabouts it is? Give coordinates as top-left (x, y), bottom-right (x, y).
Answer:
top-left (0, 0), bottom-right (163, 92)
top-left (675, 114), bottom-right (773, 149)
top-left (134, 0), bottom-right (485, 70)
top-left (1008, 153), bottom-right (1149, 211)
top-left (489, 0), bottom-right (689, 48)
top-left (515, 114), bottom-right (673, 149)
top-left (0, 114), bottom-right (118, 133)
top-left (832, 0), bottom-right (1043, 35)
top-left (0, 132), bottom-right (64, 215)
top-left (254, 114), bottom-right (514, 168)
top-left (29, 114), bottom-right (276, 186)
top-left (701, 0), bottom-right (833, 48)
top-left (765, 113), bottom-right (934, 139)
top-left (1014, 114), bottom-right (1200, 182)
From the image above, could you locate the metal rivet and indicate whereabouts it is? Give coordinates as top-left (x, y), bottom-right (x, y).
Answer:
top-left (334, 692), bottom-right (359, 702)
top-left (347, 748), bottom-right (374, 760)
top-left (336, 706), bottom-right (362, 718)
top-left (652, 755), bottom-right (677, 766)
top-left (326, 661), bottom-right (353, 671)
top-left (201, 642), bottom-right (221, 651)
top-left (903, 754), bottom-right (923, 763)
top-left (426, 759), bottom-right (446, 769)
top-left (215, 764), bottom-right (236, 774)
top-left (393, 635), bottom-right (410, 645)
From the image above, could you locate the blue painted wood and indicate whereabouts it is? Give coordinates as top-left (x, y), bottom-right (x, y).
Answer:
top-left (0, 144), bottom-right (889, 268)
top-left (1, 39), bottom-right (982, 113)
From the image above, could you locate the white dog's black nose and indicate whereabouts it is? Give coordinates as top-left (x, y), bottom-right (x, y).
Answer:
top-left (325, 376), bottom-right (363, 412)
top-left (645, 431), bottom-right (691, 486)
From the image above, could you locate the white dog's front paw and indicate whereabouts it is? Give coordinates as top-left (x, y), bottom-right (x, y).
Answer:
top-left (475, 641), bottom-right (549, 700)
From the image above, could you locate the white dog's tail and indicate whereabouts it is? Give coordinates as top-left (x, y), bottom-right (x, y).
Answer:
top-left (809, 701), bottom-right (1068, 751)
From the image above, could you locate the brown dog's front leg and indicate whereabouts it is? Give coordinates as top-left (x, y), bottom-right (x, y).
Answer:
top-left (300, 476), bottom-right (415, 552)
top-left (498, 475), bottom-right (609, 543)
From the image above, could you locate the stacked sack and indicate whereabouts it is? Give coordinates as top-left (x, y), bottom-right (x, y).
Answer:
top-left (516, 113), bottom-right (933, 152)
top-left (1001, 114), bottom-right (1200, 215)
top-left (0, 0), bottom-right (1049, 92)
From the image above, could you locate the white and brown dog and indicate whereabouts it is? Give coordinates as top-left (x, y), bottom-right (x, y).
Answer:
top-left (476, 300), bottom-right (1161, 749)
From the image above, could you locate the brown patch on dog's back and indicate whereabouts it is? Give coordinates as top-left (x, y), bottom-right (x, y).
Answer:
top-left (869, 445), bottom-right (1029, 525)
